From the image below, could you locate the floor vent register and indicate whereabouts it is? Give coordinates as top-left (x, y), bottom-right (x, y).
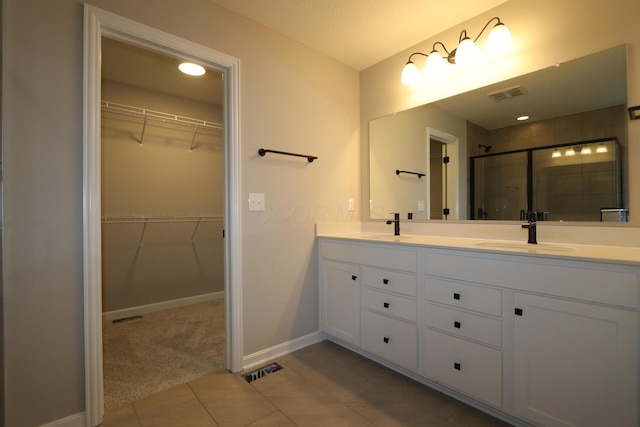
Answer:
top-left (243, 362), bottom-right (283, 383)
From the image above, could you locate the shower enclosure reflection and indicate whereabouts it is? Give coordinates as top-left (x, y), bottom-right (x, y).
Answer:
top-left (471, 138), bottom-right (622, 221)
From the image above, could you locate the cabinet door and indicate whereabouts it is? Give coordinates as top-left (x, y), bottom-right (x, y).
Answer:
top-left (514, 293), bottom-right (637, 427)
top-left (320, 260), bottom-right (360, 345)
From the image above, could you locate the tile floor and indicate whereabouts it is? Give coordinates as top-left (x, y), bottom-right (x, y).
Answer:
top-left (101, 340), bottom-right (511, 426)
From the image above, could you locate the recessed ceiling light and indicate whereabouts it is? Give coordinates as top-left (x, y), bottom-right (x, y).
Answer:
top-left (516, 115), bottom-right (530, 121)
top-left (178, 62), bottom-right (206, 76)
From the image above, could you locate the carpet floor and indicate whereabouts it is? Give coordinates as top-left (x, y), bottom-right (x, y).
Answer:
top-left (102, 299), bottom-right (226, 410)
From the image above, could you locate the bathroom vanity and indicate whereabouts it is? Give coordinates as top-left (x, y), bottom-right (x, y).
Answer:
top-left (318, 233), bottom-right (639, 427)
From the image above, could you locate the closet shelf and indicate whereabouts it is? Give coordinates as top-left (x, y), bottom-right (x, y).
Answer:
top-left (101, 101), bottom-right (223, 148)
top-left (102, 215), bottom-right (223, 246)
top-left (101, 215), bottom-right (222, 224)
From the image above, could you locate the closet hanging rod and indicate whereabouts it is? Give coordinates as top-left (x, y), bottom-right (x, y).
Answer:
top-left (101, 101), bottom-right (223, 133)
top-left (101, 215), bottom-right (222, 224)
top-left (396, 169), bottom-right (425, 178)
top-left (258, 148), bottom-right (318, 163)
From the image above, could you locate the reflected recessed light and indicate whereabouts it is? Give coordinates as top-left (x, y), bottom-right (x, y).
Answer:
top-left (516, 115), bottom-right (530, 121)
top-left (178, 62), bottom-right (206, 76)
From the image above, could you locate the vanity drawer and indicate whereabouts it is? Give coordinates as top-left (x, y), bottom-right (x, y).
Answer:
top-left (363, 266), bottom-right (417, 297)
top-left (321, 240), bottom-right (418, 272)
top-left (424, 277), bottom-right (502, 317)
top-left (362, 309), bottom-right (418, 371)
top-left (363, 288), bottom-right (417, 323)
top-left (423, 302), bottom-right (501, 347)
top-left (423, 328), bottom-right (502, 408)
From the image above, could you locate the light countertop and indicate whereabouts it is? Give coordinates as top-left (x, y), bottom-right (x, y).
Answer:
top-left (317, 232), bottom-right (640, 266)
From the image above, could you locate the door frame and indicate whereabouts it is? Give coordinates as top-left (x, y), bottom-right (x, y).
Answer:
top-left (83, 5), bottom-right (243, 426)
top-left (425, 127), bottom-right (460, 219)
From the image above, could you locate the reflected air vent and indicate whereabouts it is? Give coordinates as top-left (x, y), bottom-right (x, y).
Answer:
top-left (487, 85), bottom-right (528, 102)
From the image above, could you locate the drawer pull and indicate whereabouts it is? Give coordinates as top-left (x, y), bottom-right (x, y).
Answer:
top-left (454, 362), bottom-right (461, 371)
top-left (383, 302), bottom-right (390, 308)
top-left (383, 278), bottom-right (389, 285)
top-left (351, 275), bottom-right (357, 281)
top-left (383, 337), bottom-right (390, 343)
top-left (515, 308), bottom-right (523, 316)
top-left (453, 292), bottom-right (461, 300)
top-left (454, 321), bottom-right (461, 329)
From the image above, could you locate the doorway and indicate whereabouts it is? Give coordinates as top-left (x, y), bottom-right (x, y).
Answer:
top-left (83, 6), bottom-right (242, 426)
top-left (100, 37), bottom-right (226, 409)
top-left (425, 128), bottom-right (460, 220)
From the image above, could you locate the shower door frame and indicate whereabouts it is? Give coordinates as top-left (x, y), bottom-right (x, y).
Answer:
top-left (83, 6), bottom-right (243, 426)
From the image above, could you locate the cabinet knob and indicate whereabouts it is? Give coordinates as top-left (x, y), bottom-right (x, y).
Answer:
top-left (351, 275), bottom-right (357, 281)
top-left (515, 308), bottom-right (523, 316)
top-left (454, 321), bottom-right (461, 329)
top-left (453, 292), bottom-right (461, 300)
top-left (383, 302), bottom-right (390, 308)
top-left (454, 362), bottom-right (461, 371)
top-left (383, 337), bottom-right (390, 343)
top-left (383, 278), bottom-right (389, 285)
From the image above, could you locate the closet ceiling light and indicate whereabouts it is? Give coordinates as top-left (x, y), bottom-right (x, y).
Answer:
top-left (516, 115), bottom-right (529, 121)
top-left (179, 62), bottom-right (206, 76)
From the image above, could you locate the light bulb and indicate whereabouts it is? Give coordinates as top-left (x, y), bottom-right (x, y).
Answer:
top-left (425, 50), bottom-right (446, 75)
top-left (487, 22), bottom-right (512, 53)
top-left (455, 37), bottom-right (479, 66)
top-left (401, 61), bottom-right (421, 85)
top-left (178, 62), bottom-right (206, 76)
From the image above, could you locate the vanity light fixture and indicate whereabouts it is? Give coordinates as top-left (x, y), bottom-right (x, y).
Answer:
top-left (552, 149), bottom-right (562, 158)
top-left (596, 143), bottom-right (608, 153)
top-left (565, 147), bottom-right (576, 156)
top-left (401, 17), bottom-right (512, 85)
top-left (581, 145), bottom-right (592, 155)
top-left (178, 62), bottom-right (206, 76)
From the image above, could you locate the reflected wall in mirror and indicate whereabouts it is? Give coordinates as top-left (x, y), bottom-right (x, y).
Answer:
top-left (369, 45), bottom-right (628, 222)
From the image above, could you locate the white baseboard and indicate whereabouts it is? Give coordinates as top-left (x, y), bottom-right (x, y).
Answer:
top-left (102, 291), bottom-right (225, 321)
top-left (242, 330), bottom-right (324, 371)
top-left (40, 412), bottom-right (85, 427)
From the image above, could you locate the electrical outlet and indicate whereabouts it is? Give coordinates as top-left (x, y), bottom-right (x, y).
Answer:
top-left (248, 193), bottom-right (265, 211)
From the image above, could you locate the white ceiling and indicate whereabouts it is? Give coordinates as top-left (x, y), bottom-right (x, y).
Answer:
top-left (207, 0), bottom-right (511, 70)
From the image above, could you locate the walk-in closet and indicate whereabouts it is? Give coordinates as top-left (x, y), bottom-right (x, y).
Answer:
top-left (100, 38), bottom-right (225, 409)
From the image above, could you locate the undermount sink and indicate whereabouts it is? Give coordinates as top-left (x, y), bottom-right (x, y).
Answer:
top-left (361, 233), bottom-right (412, 241)
top-left (475, 241), bottom-right (574, 253)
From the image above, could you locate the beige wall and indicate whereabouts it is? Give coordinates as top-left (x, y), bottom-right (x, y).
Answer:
top-left (361, 0), bottom-right (640, 229)
top-left (2, 0), bottom-right (359, 425)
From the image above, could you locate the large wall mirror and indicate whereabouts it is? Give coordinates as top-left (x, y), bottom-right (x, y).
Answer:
top-left (370, 45), bottom-right (628, 222)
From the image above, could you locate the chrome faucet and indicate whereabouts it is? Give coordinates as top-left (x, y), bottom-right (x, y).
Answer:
top-left (521, 212), bottom-right (537, 244)
top-left (386, 213), bottom-right (400, 236)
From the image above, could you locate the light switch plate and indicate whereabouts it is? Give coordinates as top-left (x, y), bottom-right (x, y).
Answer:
top-left (348, 198), bottom-right (355, 212)
top-left (248, 193), bottom-right (265, 211)
top-left (418, 200), bottom-right (425, 212)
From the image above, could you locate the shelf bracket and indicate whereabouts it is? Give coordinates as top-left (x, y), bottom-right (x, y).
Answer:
top-left (138, 113), bottom-right (148, 144)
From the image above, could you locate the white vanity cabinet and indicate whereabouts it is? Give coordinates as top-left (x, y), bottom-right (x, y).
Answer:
top-left (320, 259), bottom-right (361, 345)
top-left (319, 239), bottom-right (419, 369)
top-left (513, 291), bottom-right (637, 427)
top-left (423, 248), bottom-right (638, 427)
top-left (421, 274), bottom-right (503, 408)
top-left (319, 237), bottom-right (639, 427)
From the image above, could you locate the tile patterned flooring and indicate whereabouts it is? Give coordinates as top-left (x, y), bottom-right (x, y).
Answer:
top-left (102, 340), bottom-right (511, 426)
